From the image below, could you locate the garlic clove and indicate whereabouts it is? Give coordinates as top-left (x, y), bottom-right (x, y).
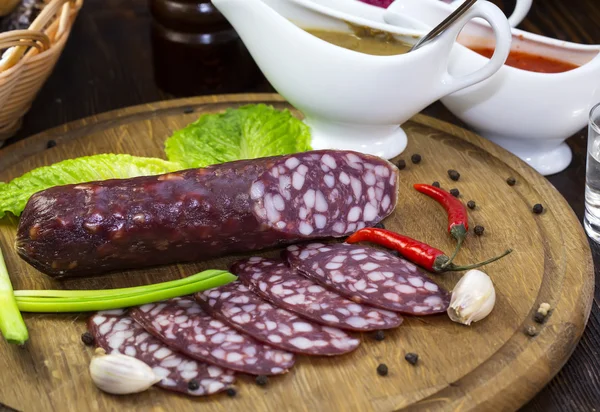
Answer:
top-left (447, 269), bottom-right (496, 326)
top-left (90, 349), bottom-right (161, 395)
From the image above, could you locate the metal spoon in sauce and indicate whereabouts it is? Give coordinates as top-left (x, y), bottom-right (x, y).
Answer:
top-left (384, 0), bottom-right (478, 52)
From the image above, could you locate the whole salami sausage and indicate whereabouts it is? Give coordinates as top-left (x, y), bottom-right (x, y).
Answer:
top-left (129, 297), bottom-right (295, 375)
top-left (285, 243), bottom-right (450, 315)
top-left (88, 309), bottom-right (235, 396)
top-left (231, 257), bottom-right (403, 331)
top-left (16, 150), bottom-right (398, 278)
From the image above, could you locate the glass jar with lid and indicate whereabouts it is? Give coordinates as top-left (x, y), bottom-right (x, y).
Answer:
top-left (149, 0), bottom-right (264, 96)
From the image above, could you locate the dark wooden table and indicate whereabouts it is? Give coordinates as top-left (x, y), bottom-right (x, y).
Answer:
top-left (3, 0), bottom-right (600, 410)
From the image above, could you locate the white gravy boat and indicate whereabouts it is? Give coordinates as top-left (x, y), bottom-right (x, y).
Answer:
top-left (386, 0), bottom-right (600, 175)
top-left (212, 0), bottom-right (512, 159)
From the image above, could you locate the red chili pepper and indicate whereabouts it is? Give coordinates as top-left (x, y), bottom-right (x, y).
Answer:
top-left (346, 228), bottom-right (511, 273)
top-left (413, 183), bottom-right (468, 268)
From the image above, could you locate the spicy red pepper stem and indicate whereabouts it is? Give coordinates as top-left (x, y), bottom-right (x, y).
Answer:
top-left (440, 248), bottom-right (513, 272)
top-left (442, 226), bottom-right (466, 270)
top-left (414, 183), bottom-right (469, 267)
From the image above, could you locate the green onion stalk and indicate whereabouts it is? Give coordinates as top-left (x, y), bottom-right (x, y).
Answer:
top-left (0, 256), bottom-right (236, 344)
top-left (0, 246), bottom-right (28, 345)
top-left (15, 270), bottom-right (236, 312)
top-left (14, 270), bottom-right (232, 299)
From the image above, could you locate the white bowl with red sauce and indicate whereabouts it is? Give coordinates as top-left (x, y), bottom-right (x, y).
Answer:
top-left (386, 0), bottom-right (600, 175)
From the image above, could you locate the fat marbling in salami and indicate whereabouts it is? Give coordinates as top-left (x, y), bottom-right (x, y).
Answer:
top-left (129, 297), bottom-right (295, 375)
top-left (16, 150), bottom-right (398, 278)
top-left (285, 243), bottom-right (450, 315)
top-left (231, 257), bottom-right (403, 331)
top-left (196, 282), bottom-right (361, 355)
top-left (88, 310), bottom-right (235, 396)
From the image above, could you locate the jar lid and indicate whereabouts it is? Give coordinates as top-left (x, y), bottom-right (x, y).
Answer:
top-left (149, 0), bottom-right (230, 32)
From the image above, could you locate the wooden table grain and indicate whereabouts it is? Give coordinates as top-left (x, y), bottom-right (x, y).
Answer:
top-left (3, 0), bottom-right (600, 410)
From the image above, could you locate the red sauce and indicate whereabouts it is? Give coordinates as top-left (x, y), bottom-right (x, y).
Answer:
top-left (470, 47), bottom-right (579, 73)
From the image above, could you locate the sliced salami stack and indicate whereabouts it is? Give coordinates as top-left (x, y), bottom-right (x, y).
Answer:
top-left (285, 243), bottom-right (450, 315)
top-left (231, 257), bottom-right (403, 331)
top-left (196, 282), bottom-right (361, 356)
top-left (129, 297), bottom-right (295, 375)
top-left (88, 310), bottom-right (235, 396)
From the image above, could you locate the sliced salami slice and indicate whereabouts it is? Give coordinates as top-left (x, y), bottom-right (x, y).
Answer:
top-left (196, 282), bottom-right (361, 356)
top-left (129, 297), bottom-right (295, 376)
top-left (284, 243), bottom-right (450, 315)
top-left (251, 151), bottom-right (398, 238)
top-left (231, 257), bottom-right (403, 331)
top-left (88, 309), bottom-right (235, 396)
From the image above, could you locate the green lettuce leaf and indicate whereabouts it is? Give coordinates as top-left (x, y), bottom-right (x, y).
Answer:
top-left (165, 104), bottom-right (312, 168)
top-left (0, 154), bottom-right (180, 218)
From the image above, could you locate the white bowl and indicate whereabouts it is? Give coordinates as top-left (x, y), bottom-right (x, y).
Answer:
top-left (387, 0), bottom-right (600, 175)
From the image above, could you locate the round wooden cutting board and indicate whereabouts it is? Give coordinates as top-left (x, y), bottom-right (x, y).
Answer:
top-left (0, 94), bottom-right (593, 412)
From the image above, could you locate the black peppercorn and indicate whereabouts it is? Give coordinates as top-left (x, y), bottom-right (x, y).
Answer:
top-left (534, 312), bottom-right (546, 324)
top-left (467, 200), bottom-right (476, 210)
top-left (506, 177), bottom-right (516, 186)
top-left (81, 332), bottom-right (94, 346)
top-left (46, 140), bottom-right (56, 149)
top-left (373, 330), bottom-right (385, 341)
top-left (376, 363), bottom-right (388, 376)
top-left (534, 303), bottom-right (551, 324)
top-left (188, 379), bottom-right (200, 391)
top-left (256, 375), bottom-right (268, 386)
top-left (396, 159), bottom-right (406, 170)
top-left (405, 353), bottom-right (419, 365)
top-left (411, 154), bottom-right (422, 164)
top-left (474, 225), bottom-right (485, 236)
top-left (389, 250), bottom-right (400, 258)
top-left (183, 107), bottom-right (194, 114)
top-left (432, 181), bottom-right (440, 188)
top-left (226, 387), bottom-right (237, 397)
top-left (525, 326), bottom-right (538, 337)
top-left (373, 222), bottom-right (385, 230)
top-left (450, 188), bottom-right (459, 197)
top-left (448, 169), bottom-right (460, 181)
top-left (533, 204), bottom-right (544, 214)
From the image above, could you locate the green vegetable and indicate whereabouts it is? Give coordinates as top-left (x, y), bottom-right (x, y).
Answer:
top-left (0, 246), bottom-right (28, 344)
top-left (14, 271), bottom-right (221, 298)
top-left (165, 104), bottom-right (312, 168)
top-left (0, 154), bottom-right (179, 218)
top-left (0, 105), bottom-right (312, 218)
top-left (15, 270), bottom-right (236, 313)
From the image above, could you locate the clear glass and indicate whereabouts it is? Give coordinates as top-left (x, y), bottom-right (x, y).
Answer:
top-left (584, 103), bottom-right (600, 241)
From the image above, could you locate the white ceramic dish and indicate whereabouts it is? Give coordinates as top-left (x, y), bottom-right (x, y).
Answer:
top-left (211, 0), bottom-right (511, 160)
top-left (387, 0), bottom-right (600, 175)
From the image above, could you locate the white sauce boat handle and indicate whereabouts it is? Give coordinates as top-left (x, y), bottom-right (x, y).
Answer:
top-left (508, 0), bottom-right (532, 27)
top-left (449, 0), bottom-right (532, 27)
top-left (435, 1), bottom-right (512, 96)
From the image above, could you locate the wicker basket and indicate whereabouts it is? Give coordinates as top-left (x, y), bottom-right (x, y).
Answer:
top-left (0, 0), bottom-right (82, 142)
